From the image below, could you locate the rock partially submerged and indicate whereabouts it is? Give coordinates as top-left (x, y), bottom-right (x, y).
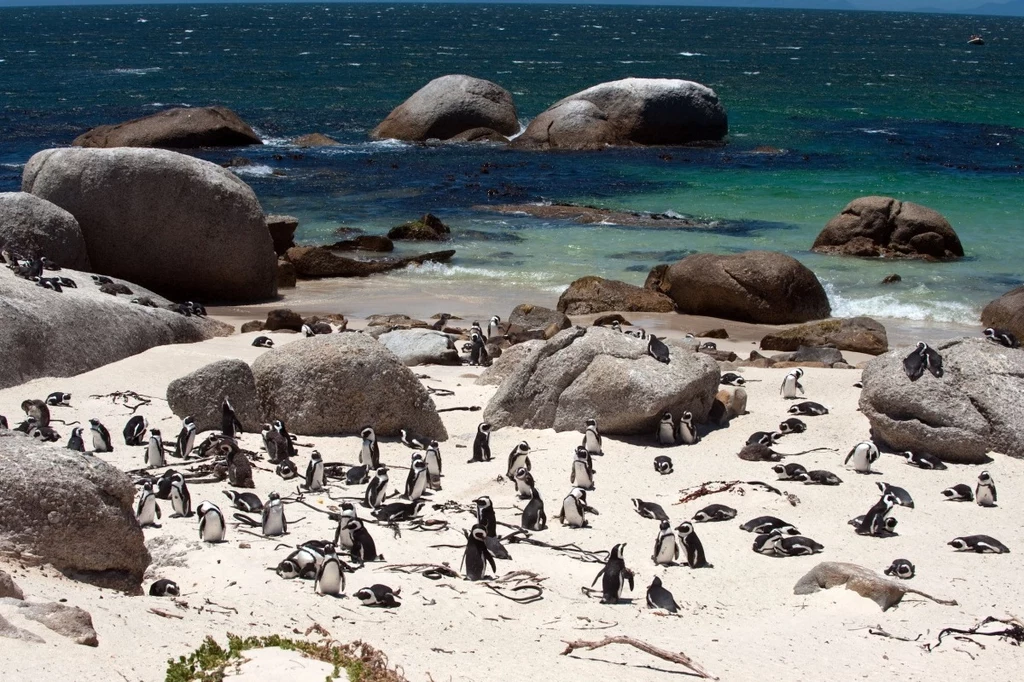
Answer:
top-left (477, 203), bottom-right (704, 228)
top-left (0, 192), bottom-right (91, 270)
top-left (72, 106), bottom-right (261, 149)
top-left (284, 245), bottom-right (455, 278)
top-left (292, 133), bottom-right (340, 147)
top-left (760, 317), bottom-right (888, 355)
top-left (557, 276), bottom-right (676, 315)
top-left (387, 214), bottom-right (451, 241)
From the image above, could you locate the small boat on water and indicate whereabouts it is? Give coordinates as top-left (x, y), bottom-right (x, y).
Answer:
top-left (968, 35), bottom-right (985, 45)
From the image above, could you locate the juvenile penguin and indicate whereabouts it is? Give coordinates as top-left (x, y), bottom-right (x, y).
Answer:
top-left (364, 467), bottom-right (389, 509)
top-left (652, 520), bottom-right (679, 565)
top-left (169, 472), bottom-right (192, 517)
top-left (404, 458), bottom-right (429, 502)
top-left (123, 415), bottom-right (148, 446)
top-left (146, 429), bottom-right (166, 468)
top-left (223, 490), bottom-right (262, 513)
top-left (646, 576), bottom-right (680, 613)
top-left (262, 492), bottom-right (287, 536)
top-left (903, 342), bottom-right (943, 381)
top-left (89, 418), bottom-right (114, 453)
top-left (582, 418), bottom-right (603, 456)
top-left (845, 440), bottom-right (880, 474)
top-left (314, 545), bottom-right (346, 596)
top-left (347, 518), bottom-right (379, 563)
top-left (948, 535), bottom-right (1010, 554)
top-left (424, 440), bottom-right (443, 488)
top-left (521, 484), bottom-right (547, 531)
top-left (653, 455), bottom-right (674, 475)
top-left (359, 427), bottom-right (380, 468)
top-left (976, 470), bottom-right (997, 507)
top-left (506, 441), bottom-right (532, 477)
top-left (788, 401), bottom-right (828, 416)
top-left (174, 416), bottom-right (197, 459)
top-left (941, 483), bottom-right (974, 502)
top-left (462, 524), bottom-right (496, 581)
top-left (353, 584), bottom-right (401, 608)
top-left (983, 327), bottom-right (1019, 348)
top-left (197, 501), bottom-right (226, 542)
top-left (676, 521), bottom-right (712, 568)
top-left (470, 422), bottom-right (492, 463)
top-left (592, 543), bottom-right (634, 604)
top-left (647, 336), bottom-right (671, 364)
top-left (305, 450), bottom-right (325, 492)
top-left (632, 498), bottom-right (669, 521)
top-left (692, 504), bottom-right (737, 523)
top-left (558, 487), bottom-right (595, 528)
top-left (677, 411), bottom-right (700, 445)
top-left (251, 336), bottom-right (274, 348)
top-left (221, 397), bottom-right (244, 437)
top-left (884, 559), bottom-right (915, 579)
top-left (780, 368), bottom-right (805, 399)
top-left (474, 496), bottom-right (497, 536)
top-left (657, 412), bottom-right (677, 447)
top-left (66, 427), bottom-right (85, 452)
top-left (899, 450), bottom-right (947, 470)
top-left (570, 446), bottom-right (595, 490)
top-left (136, 482), bottom-right (161, 527)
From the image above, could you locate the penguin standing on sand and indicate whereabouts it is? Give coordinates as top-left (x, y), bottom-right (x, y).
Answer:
top-left (570, 446), bottom-right (595, 490)
top-left (676, 522), bottom-right (712, 568)
top-left (652, 520), bottom-right (679, 565)
top-left (272, 420), bottom-right (297, 460)
top-left (506, 441), bottom-right (532, 477)
top-left (175, 416), bottom-right (197, 459)
top-left (592, 544), bottom-right (633, 604)
top-left (347, 518), bottom-right (379, 563)
top-left (221, 398), bottom-right (244, 438)
top-left (676, 411), bottom-right (699, 445)
top-left (653, 455), bottom-right (673, 475)
top-left (657, 413), bottom-right (676, 446)
top-left (582, 418), bottom-right (603, 456)
top-left (424, 440), bottom-right (442, 489)
top-left (646, 576), bottom-right (679, 613)
top-left (89, 418), bottom-right (114, 453)
top-left (359, 427), bottom-right (380, 469)
top-left (364, 467), bottom-right (389, 509)
top-left (468, 330), bottom-right (489, 366)
top-left (780, 368), bottom-right (805, 399)
top-left (146, 429), bottom-right (166, 468)
top-left (197, 501), bottom-right (226, 542)
top-left (123, 415), bottom-right (148, 446)
top-left (558, 487), bottom-right (596, 528)
top-left (136, 482), bottom-right (161, 527)
top-left (845, 440), bottom-right (880, 474)
top-left (521, 484), bottom-right (547, 531)
top-left (262, 492), bottom-right (287, 537)
top-left (470, 422), bottom-right (492, 463)
top-left (514, 466), bottom-right (535, 499)
top-left (305, 450), bottom-right (325, 492)
top-left (315, 545), bottom-right (346, 596)
top-left (334, 503), bottom-right (358, 551)
top-left (462, 524), bottom-right (496, 581)
top-left (169, 472), bottom-right (192, 517)
top-left (474, 496), bottom-right (497, 536)
top-left (404, 458), bottom-right (428, 502)
top-left (67, 427), bottom-right (85, 452)
top-left (976, 471), bottom-right (997, 507)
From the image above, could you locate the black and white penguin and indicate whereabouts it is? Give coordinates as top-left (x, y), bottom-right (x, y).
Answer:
top-left (775, 535), bottom-right (824, 556)
top-left (647, 336), bottom-right (671, 364)
top-left (334, 503), bottom-right (358, 551)
top-left (251, 336), bottom-right (274, 348)
top-left (631, 498), bottom-right (669, 521)
top-left (123, 415), bottom-right (148, 446)
top-left (653, 455), bottom-right (674, 475)
top-left (692, 504), bottom-right (737, 523)
top-left (174, 416), bottom-right (197, 459)
top-left (747, 431), bottom-right (781, 447)
top-left (779, 418), bottom-right (807, 435)
top-left (884, 559), bottom-right (915, 580)
top-left (364, 467), bottom-right (390, 509)
top-left (305, 450), bottom-right (325, 492)
top-left (169, 472), bottom-right (192, 517)
top-left (474, 496), bottom-right (497, 536)
top-left (652, 520), bottom-right (679, 565)
top-left (948, 535), bottom-right (1010, 554)
top-left (780, 368), bottom-right (805, 399)
top-left (849, 515), bottom-right (899, 534)
top-left (796, 469), bottom-right (843, 486)
top-left (400, 429), bottom-right (429, 450)
top-left (136, 481), bottom-right (161, 527)
top-left (657, 412), bottom-right (677, 447)
top-left (149, 579), bottom-right (180, 597)
top-left (424, 440), bottom-right (442, 488)
top-left (592, 543), bottom-right (634, 604)
top-left (677, 411), bottom-right (700, 445)
top-left (487, 315), bottom-right (501, 340)
top-left (506, 441), bottom-right (532, 477)
top-left (301, 323), bottom-right (316, 338)
top-left (347, 518), bottom-right (379, 563)
top-left (359, 427), bottom-right (380, 469)
top-left (570, 446), bottom-right (595, 490)
top-left (983, 327), bottom-right (1019, 349)
top-left (773, 462), bottom-right (807, 481)
top-left (404, 458), bottom-right (429, 502)
top-left (903, 342), bottom-right (943, 381)
top-left (314, 545), bottom-right (346, 596)
top-left (146, 429), bottom-right (165, 468)
top-left (558, 487), bottom-right (594, 528)
top-left (223, 490), bottom-right (262, 513)
top-left (645, 576), bottom-right (679, 613)
top-left (89, 418), bottom-right (114, 453)
top-left (845, 440), bottom-right (880, 474)
top-left (855, 493), bottom-right (897, 537)
top-left (700, 341), bottom-right (717, 351)
top-left (468, 330), bottom-right (489, 366)
top-left (752, 531), bottom-right (783, 555)
top-left (470, 422), bottom-right (492, 463)
top-left (276, 458), bottom-right (298, 480)
top-left (221, 398), bottom-right (244, 438)
top-left (740, 516), bottom-right (800, 536)
top-left (353, 584), bottom-right (401, 608)
top-left (876, 482), bottom-right (914, 509)
top-left (788, 401), bottom-right (828, 416)
top-left (582, 418), bottom-right (603, 456)
top-left (271, 420), bottom-right (297, 460)
top-left (976, 470), bottom-right (997, 507)
top-left (521, 484), bottom-right (547, 531)
top-left (0, 415), bottom-right (8, 430)
top-left (66, 427), bottom-right (85, 452)
top-left (261, 492), bottom-right (287, 536)
top-left (720, 372), bottom-right (746, 386)
top-left (462, 524), bottom-right (496, 581)
top-left (676, 521), bottom-right (712, 568)
top-left (197, 501), bottom-right (226, 543)
top-left (941, 483), bottom-right (974, 502)
top-left (45, 392), bottom-right (71, 407)
top-left (899, 450), bottom-right (947, 470)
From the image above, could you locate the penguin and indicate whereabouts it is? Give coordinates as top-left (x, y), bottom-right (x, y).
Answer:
top-left (513, 466), bottom-right (535, 499)
top-left (424, 440), bottom-right (442, 488)
top-left (876, 482), bottom-right (914, 509)
top-left (334, 503), bottom-right (358, 551)
top-left (343, 464), bottom-right (368, 485)
top-left (854, 493), bottom-right (897, 537)
top-left (261, 491), bottom-right (287, 536)
top-left (431, 313), bottom-right (451, 332)
top-left (521, 484), bottom-right (547, 531)
top-left (720, 372), bottom-right (746, 386)
top-left (66, 427), bottom-right (85, 452)
top-left (948, 535), bottom-right (1010, 554)
top-left (653, 455), bottom-right (673, 475)
top-left (645, 576), bottom-right (679, 613)
top-left (676, 521), bottom-right (712, 568)
top-left (359, 427), bottom-right (380, 469)
top-left (631, 498), bottom-right (669, 521)
top-left (740, 516), bottom-right (800, 536)
top-left (611, 321), bottom-right (623, 333)
top-left (747, 431), bottom-right (781, 447)
top-left (752, 531), bottom-right (783, 555)
top-left (778, 418), bottom-right (807, 435)
top-left (149, 579), bottom-right (180, 597)
top-left (676, 411), bottom-right (700, 445)
top-left (976, 470), bottom-right (997, 507)
top-left (136, 482), bottom-right (161, 527)
top-left (89, 418), bottom-right (114, 453)
top-left (657, 412), bottom-right (677, 446)
top-left (45, 392), bottom-right (71, 407)
top-left (506, 441), bottom-right (532, 477)
top-left (773, 462), bottom-right (807, 480)
top-left (582, 418), bottom-right (603, 456)
top-left (353, 584), bottom-right (401, 608)
top-left (302, 323), bottom-right (316, 338)
top-left (251, 336), bottom-right (274, 348)
top-left (91, 274), bottom-right (113, 285)
top-left (146, 429), bottom-right (165, 468)
top-left (123, 415), bottom-right (148, 446)
top-left (0, 416), bottom-right (7, 430)
top-left (364, 467), bottom-right (389, 508)
top-left (796, 469), bottom-right (843, 486)
top-left (788, 401), bottom-right (828, 416)
top-left (400, 429), bottom-right (429, 450)
top-left (223, 490), bottom-right (262, 513)
top-left (276, 458), bottom-right (298, 480)
top-left (186, 301), bottom-right (207, 317)
top-left (700, 341), bottom-right (717, 351)
top-left (557, 487), bottom-right (594, 528)
top-left (884, 559), bottom-right (915, 580)
top-left (403, 458), bottom-right (428, 501)
top-left (592, 543), bottom-right (633, 604)
top-left (647, 336), bottom-right (671, 364)
top-left (468, 330), bottom-right (489, 366)
top-left (899, 450), bottom-right (947, 470)
top-left (271, 420), bottom-right (297, 460)
top-left (174, 416), bottom-right (197, 459)
top-left (692, 504), bottom-right (737, 523)
top-left (304, 450), bottom-right (325, 492)
top-left (780, 368), bottom-right (805, 399)
top-left (462, 524), bottom-right (496, 581)
top-left (347, 518), bottom-right (379, 563)
top-left (652, 519), bottom-right (679, 565)
top-left (849, 515), bottom-right (899, 534)
top-left (775, 535), bottom-right (824, 556)
top-left (941, 483), bottom-right (974, 502)
top-left (314, 545), bottom-right (346, 596)
top-left (845, 440), bottom-right (880, 474)
top-left (903, 342), bottom-right (943, 381)
top-left (983, 327), bottom-right (1019, 349)
top-left (169, 472), bottom-right (192, 517)
top-left (221, 398), bottom-right (244, 437)
top-left (487, 315), bottom-right (501, 340)
top-left (470, 422), bottom-right (492, 463)
top-left (570, 446), bottom-right (595, 490)
top-left (20, 400), bottom-right (50, 428)
top-left (474, 496), bottom-right (497, 536)
top-left (197, 501), bottom-right (226, 542)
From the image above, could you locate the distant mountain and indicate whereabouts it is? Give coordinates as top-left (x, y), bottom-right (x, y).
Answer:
top-left (962, 0), bottom-right (1024, 15)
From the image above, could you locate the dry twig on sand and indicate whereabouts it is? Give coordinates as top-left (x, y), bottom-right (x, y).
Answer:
top-left (560, 636), bottom-right (716, 679)
top-left (678, 480), bottom-right (800, 506)
top-left (924, 615), bottom-right (1024, 652)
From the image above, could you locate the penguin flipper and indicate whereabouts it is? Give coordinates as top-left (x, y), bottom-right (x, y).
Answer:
top-left (591, 567), bottom-right (606, 587)
top-left (156, 504), bottom-right (161, 520)
top-left (485, 550), bottom-right (496, 575)
top-left (844, 448), bottom-right (855, 465)
top-left (626, 571), bottom-right (635, 592)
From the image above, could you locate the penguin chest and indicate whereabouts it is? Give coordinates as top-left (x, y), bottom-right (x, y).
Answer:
top-left (584, 432), bottom-right (601, 455)
top-left (572, 462), bottom-right (593, 488)
top-left (408, 473), bottom-right (426, 500)
top-left (170, 488), bottom-right (186, 515)
top-left (977, 486), bottom-right (996, 506)
top-left (147, 442), bottom-right (164, 466)
top-left (202, 513), bottom-right (225, 542)
top-left (138, 497), bottom-right (157, 523)
top-left (562, 499), bottom-right (585, 527)
top-left (658, 424), bottom-right (676, 445)
top-left (425, 453), bottom-right (441, 477)
top-left (335, 525), bottom-right (354, 549)
top-left (654, 536), bottom-right (678, 564)
top-left (264, 508), bottom-right (285, 536)
top-left (317, 561), bottom-right (344, 594)
top-left (508, 454), bottom-right (529, 476)
top-left (308, 464), bottom-right (324, 490)
top-left (360, 444), bottom-right (374, 467)
top-left (678, 425), bottom-right (697, 445)
top-left (91, 430), bottom-right (105, 450)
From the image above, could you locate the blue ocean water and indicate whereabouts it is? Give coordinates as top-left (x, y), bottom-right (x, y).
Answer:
top-left (1, 3), bottom-right (1022, 326)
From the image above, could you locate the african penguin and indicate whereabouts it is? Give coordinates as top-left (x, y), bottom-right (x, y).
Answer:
top-left (353, 584), bottom-right (401, 608)
top-left (400, 429), bottom-right (429, 450)
top-left (66, 427), bottom-right (85, 452)
top-left (169, 472), bottom-right (192, 517)
top-left (647, 336), bottom-right (671, 364)
top-left (884, 559), bottom-right (915, 580)
top-left (302, 324), bottom-right (316, 337)
top-left (976, 471), bottom-right (997, 507)
top-left (334, 503), bottom-right (358, 550)
top-left (462, 524), bottom-right (496, 581)
top-left (506, 441), bottom-right (532, 477)
top-left (740, 516), bottom-right (800, 536)
top-left (136, 482), bottom-right (161, 527)
top-left (223, 490), bottom-right (262, 513)
top-left (347, 518), bottom-right (379, 563)
top-left (720, 372), bottom-right (746, 386)
top-left (174, 416), bottom-right (197, 459)
top-left (788, 401), bottom-right (828, 416)
top-left (404, 458), bottom-right (429, 501)
top-left (89, 418), bottom-right (113, 453)
top-left (983, 327), bottom-right (1019, 348)
top-left (558, 487), bottom-right (593, 528)
top-left (364, 467), bottom-right (389, 509)
top-left (692, 504), bottom-right (737, 523)
top-left (948, 535), bottom-right (1009, 554)
top-left (845, 440), bottom-right (880, 474)
top-left (657, 412), bottom-right (676, 447)
top-left (123, 415), bottom-right (148, 446)
top-left (261, 492), bottom-right (287, 536)
top-left (468, 330), bottom-right (489, 366)
top-left (854, 493), bottom-right (897, 537)
top-left (468, 422), bottom-right (492, 463)
top-left (570, 446), bottom-right (595, 490)
top-left (645, 576), bottom-right (679, 613)
top-left (773, 463), bottom-right (807, 481)
top-left (424, 440), bottom-right (443, 488)
top-left (252, 336), bottom-right (274, 348)
top-left (796, 469), bottom-right (843, 486)
top-left (780, 368), bottom-right (805, 399)
top-left (197, 501), bottom-right (226, 542)
top-left (474, 496), bottom-right (497, 537)
top-left (632, 498), bottom-right (669, 521)
top-left (513, 466), bottom-right (535, 499)
top-left (45, 392), bottom-right (71, 407)
top-left (314, 545), bottom-right (346, 596)
top-left (521, 484), bottom-right (547, 531)
top-left (305, 450), bottom-right (325, 492)
top-left (747, 431), bottom-right (781, 447)
top-left (774, 535), bottom-right (824, 556)
top-left (430, 314), bottom-right (450, 332)
top-left (146, 429), bottom-right (165, 468)
top-left (676, 522), bottom-right (712, 568)
top-left (653, 455), bottom-right (673, 475)
top-left (677, 411), bottom-right (699, 445)
top-left (903, 342), bottom-right (943, 381)
top-left (276, 458), bottom-right (298, 480)
top-left (652, 520), bottom-right (679, 565)
top-left (899, 450), bottom-right (947, 470)
top-left (592, 543), bottom-right (633, 604)
top-left (221, 397), bottom-right (244, 438)
top-left (582, 418), bottom-right (603, 456)
top-left (359, 427), bottom-right (380, 468)
top-left (752, 531), bottom-right (783, 555)
top-left (941, 483), bottom-right (974, 502)
top-left (487, 315), bottom-right (501, 340)
top-left (779, 417), bottom-right (807, 435)
top-left (149, 579), bottom-right (180, 597)
top-left (876, 482), bottom-right (914, 508)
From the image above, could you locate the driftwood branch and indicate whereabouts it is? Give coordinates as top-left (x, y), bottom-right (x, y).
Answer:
top-left (925, 616), bottom-right (1024, 651)
top-left (678, 480), bottom-right (799, 507)
top-left (560, 636), bottom-right (716, 679)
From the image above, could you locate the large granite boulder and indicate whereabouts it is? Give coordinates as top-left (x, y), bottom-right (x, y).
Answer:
top-left (252, 333), bottom-right (447, 439)
top-left (0, 192), bottom-right (91, 270)
top-left (509, 304), bottom-right (571, 333)
top-left (760, 317), bottom-right (888, 355)
top-left (860, 337), bottom-right (1024, 462)
top-left (476, 340), bottom-right (544, 386)
top-left (72, 106), bottom-right (262, 149)
top-left (812, 197), bottom-right (963, 261)
top-left (0, 431), bottom-right (149, 592)
top-left (166, 359), bottom-right (261, 433)
top-left (371, 75), bottom-right (519, 141)
top-left (377, 329), bottom-right (460, 366)
top-left (513, 78), bottom-right (727, 150)
top-left (655, 251), bottom-right (830, 324)
top-left (22, 147), bottom-right (277, 302)
top-left (981, 286), bottom-right (1024, 341)
top-left (0, 267), bottom-right (231, 390)
top-left (557, 276), bottom-right (675, 315)
top-left (484, 326), bottom-right (719, 433)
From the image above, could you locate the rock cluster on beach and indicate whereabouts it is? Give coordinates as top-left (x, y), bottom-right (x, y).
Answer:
top-left (557, 276), bottom-right (676, 315)
top-left (760, 317), bottom-right (888, 355)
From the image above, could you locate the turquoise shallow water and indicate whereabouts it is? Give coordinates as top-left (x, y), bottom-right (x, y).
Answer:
top-left (1, 3), bottom-right (1022, 325)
